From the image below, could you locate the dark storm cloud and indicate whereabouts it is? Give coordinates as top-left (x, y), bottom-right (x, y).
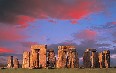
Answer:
top-left (0, 0), bottom-right (40, 24)
top-left (48, 39), bottom-right (113, 57)
top-left (48, 41), bottom-right (79, 55)
top-left (0, 0), bottom-right (103, 25)
top-left (48, 40), bottom-right (99, 58)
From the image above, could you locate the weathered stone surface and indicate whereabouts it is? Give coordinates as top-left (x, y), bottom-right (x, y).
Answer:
top-left (98, 52), bottom-right (105, 68)
top-left (57, 46), bottom-right (79, 68)
top-left (30, 45), bottom-right (47, 68)
top-left (30, 49), bottom-right (39, 68)
top-left (7, 56), bottom-right (13, 68)
top-left (83, 49), bottom-right (110, 68)
top-left (83, 50), bottom-right (91, 68)
top-left (67, 49), bottom-right (79, 68)
top-left (13, 58), bottom-right (19, 68)
top-left (98, 50), bottom-right (110, 68)
top-left (47, 49), bottom-right (56, 68)
top-left (22, 52), bottom-right (30, 68)
top-left (83, 49), bottom-right (99, 68)
top-left (91, 51), bottom-right (99, 68)
top-left (103, 50), bottom-right (110, 68)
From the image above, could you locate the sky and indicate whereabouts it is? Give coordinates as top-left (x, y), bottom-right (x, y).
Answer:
top-left (0, 0), bottom-right (116, 66)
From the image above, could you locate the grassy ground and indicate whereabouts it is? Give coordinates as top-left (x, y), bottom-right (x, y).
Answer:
top-left (0, 68), bottom-right (116, 73)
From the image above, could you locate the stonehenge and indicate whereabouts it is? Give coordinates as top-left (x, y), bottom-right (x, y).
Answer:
top-left (6, 45), bottom-right (110, 69)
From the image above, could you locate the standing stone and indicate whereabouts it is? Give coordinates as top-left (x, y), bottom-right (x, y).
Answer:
top-left (91, 51), bottom-right (99, 68)
top-left (103, 50), bottom-right (110, 68)
top-left (47, 49), bottom-right (56, 68)
top-left (57, 46), bottom-right (69, 68)
top-left (22, 52), bottom-right (30, 68)
top-left (30, 45), bottom-right (47, 68)
top-left (98, 52), bottom-right (105, 68)
top-left (83, 49), bottom-right (91, 68)
top-left (56, 46), bottom-right (64, 68)
top-left (83, 49), bottom-right (99, 68)
top-left (69, 49), bottom-right (79, 68)
top-left (57, 46), bottom-right (79, 68)
top-left (30, 48), bottom-right (40, 68)
top-left (13, 58), bottom-right (19, 68)
top-left (7, 56), bottom-right (13, 68)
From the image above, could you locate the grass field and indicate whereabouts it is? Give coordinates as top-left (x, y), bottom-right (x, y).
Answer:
top-left (0, 68), bottom-right (116, 73)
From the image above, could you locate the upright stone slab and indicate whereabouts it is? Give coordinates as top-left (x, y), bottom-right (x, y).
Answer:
top-left (7, 56), bottom-right (14, 68)
top-left (57, 46), bottom-right (67, 68)
top-left (47, 49), bottom-right (56, 68)
top-left (56, 46), bottom-right (64, 68)
top-left (83, 49), bottom-right (91, 68)
top-left (22, 52), bottom-right (30, 68)
top-left (67, 49), bottom-right (79, 68)
top-left (91, 51), bottom-right (99, 68)
top-left (30, 45), bottom-right (47, 68)
top-left (83, 49), bottom-right (99, 68)
top-left (99, 52), bottom-right (105, 68)
top-left (103, 50), bottom-right (110, 68)
top-left (57, 46), bottom-right (79, 68)
top-left (13, 58), bottom-right (19, 68)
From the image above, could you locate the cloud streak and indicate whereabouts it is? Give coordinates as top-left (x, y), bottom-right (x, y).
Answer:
top-left (0, 47), bottom-right (13, 53)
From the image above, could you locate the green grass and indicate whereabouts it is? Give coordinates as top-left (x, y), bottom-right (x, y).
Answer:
top-left (0, 68), bottom-right (116, 73)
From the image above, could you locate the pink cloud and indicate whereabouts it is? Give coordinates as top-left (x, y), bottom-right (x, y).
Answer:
top-left (17, 15), bottom-right (36, 28)
top-left (0, 26), bottom-right (27, 41)
top-left (75, 29), bottom-right (97, 40)
top-left (0, 47), bottom-right (14, 53)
